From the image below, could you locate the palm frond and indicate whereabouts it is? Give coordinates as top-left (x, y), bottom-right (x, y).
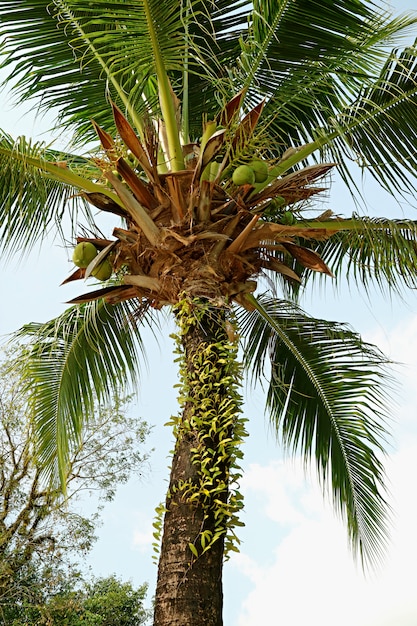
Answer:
top-left (265, 38), bottom-right (417, 196)
top-left (222, 1), bottom-right (417, 198)
top-left (236, 1), bottom-right (416, 114)
top-left (9, 298), bottom-right (154, 486)
top-left (243, 0), bottom-right (377, 92)
top-left (0, 0), bottom-right (205, 144)
top-left (0, 130), bottom-right (106, 258)
top-left (179, 0), bottom-right (250, 132)
top-left (238, 293), bottom-right (393, 567)
top-left (297, 216), bottom-right (417, 296)
top-left (336, 42), bottom-right (417, 195)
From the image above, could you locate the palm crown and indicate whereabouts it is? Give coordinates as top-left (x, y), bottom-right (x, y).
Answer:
top-left (1, 1), bottom-right (417, 624)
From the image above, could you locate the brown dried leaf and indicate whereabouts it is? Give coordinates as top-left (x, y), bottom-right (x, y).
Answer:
top-left (67, 285), bottom-right (132, 304)
top-left (91, 120), bottom-right (115, 152)
top-left (241, 223), bottom-right (330, 251)
top-left (113, 227), bottom-right (139, 244)
top-left (111, 103), bottom-right (155, 180)
top-left (217, 90), bottom-right (246, 127)
top-left (104, 286), bottom-right (139, 304)
top-left (260, 258), bottom-right (301, 282)
top-left (75, 237), bottom-right (115, 249)
top-left (123, 274), bottom-right (162, 292)
top-left (104, 171), bottom-right (161, 246)
top-left (232, 100), bottom-right (265, 150)
top-left (164, 174), bottom-right (185, 222)
top-left (227, 215), bottom-right (260, 255)
top-left (197, 179), bottom-right (212, 222)
top-left (61, 268), bottom-right (85, 285)
top-left (116, 158), bottom-right (157, 209)
top-left (281, 242), bottom-right (334, 276)
top-left (83, 192), bottom-right (130, 219)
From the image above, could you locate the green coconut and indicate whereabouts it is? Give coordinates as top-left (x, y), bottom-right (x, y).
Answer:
top-left (273, 196), bottom-right (286, 208)
top-left (91, 259), bottom-right (113, 281)
top-left (72, 242), bottom-right (98, 268)
top-left (248, 159), bottom-right (268, 183)
top-left (281, 210), bottom-right (296, 225)
top-left (232, 164), bottom-right (256, 186)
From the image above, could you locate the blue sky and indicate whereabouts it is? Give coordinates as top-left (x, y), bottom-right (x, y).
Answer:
top-left (2, 4), bottom-right (417, 622)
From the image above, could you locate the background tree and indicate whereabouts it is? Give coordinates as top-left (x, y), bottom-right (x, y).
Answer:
top-left (0, 348), bottom-right (151, 622)
top-left (76, 575), bottom-right (149, 626)
top-left (2, 570), bottom-right (150, 626)
top-left (2, 2), bottom-right (417, 625)
top-left (0, 560), bottom-right (83, 625)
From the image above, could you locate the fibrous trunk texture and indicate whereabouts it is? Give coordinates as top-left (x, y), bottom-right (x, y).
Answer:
top-left (153, 424), bottom-right (225, 626)
top-left (154, 304), bottom-right (242, 626)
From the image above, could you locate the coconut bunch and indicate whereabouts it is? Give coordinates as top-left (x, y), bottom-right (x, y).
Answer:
top-left (66, 93), bottom-right (336, 310)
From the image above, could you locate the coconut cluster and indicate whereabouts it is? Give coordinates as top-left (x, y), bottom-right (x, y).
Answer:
top-left (72, 242), bottom-right (113, 281)
top-left (232, 159), bottom-right (269, 186)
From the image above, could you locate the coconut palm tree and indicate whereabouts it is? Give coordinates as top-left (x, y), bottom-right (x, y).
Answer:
top-left (2, 1), bottom-right (417, 624)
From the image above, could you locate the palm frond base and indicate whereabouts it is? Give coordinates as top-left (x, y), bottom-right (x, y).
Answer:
top-left (65, 100), bottom-right (337, 310)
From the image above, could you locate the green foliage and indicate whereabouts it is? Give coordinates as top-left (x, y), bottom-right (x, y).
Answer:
top-left (0, 131), bottom-right (98, 259)
top-left (0, 561), bottom-right (83, 626)
top-left (11, 300), bottom-right (152, 486)
top-left (81, 576), bottom-right (149, 626)
top-left (239, 293), bottom-right (392, 567)
top-left (305, 216), bottom-right (417, 296)
top-left (167, 298), bottom-right (246, 560)
top-left (1, 572), bottom-right (150, 626)
top-left (151, 502), bottom-right (167, 564)
top-left (0, 346), bottom-right (151, 616)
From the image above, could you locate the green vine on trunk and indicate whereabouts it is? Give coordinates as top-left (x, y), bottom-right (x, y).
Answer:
top-left (166, 297), bottom-right (247, 561)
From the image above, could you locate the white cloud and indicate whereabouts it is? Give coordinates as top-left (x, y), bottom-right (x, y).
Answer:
top-left (233, 441), bottom-right (417, 626)
top-left (366, 313), bottom-right (417, 443)
top-left (366, 313), bottom-right (417, 370)
top-left (240, 460), bottom-right (310, 526)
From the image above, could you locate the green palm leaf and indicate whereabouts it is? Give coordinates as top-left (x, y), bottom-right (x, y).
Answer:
top-left (221, 1), bottom-right (417, 197)
top-left (338, 44), bottom-right (417, 194)
top-left (0, 0), bottom-right (201, 144)
top-left (0, 0), bottom-right (252, 140)
top-left (259, 215), bottom-right (417, 300)
top-left (1, 0), bottom-right (116, 142)
top-left (241, 0), bottom-right (391, 93)
top-left (10, 298), bottom-right (153, 486)
top-left (295, 216), bottom-right (417, 297)
top-left (238, 293), bottom-right (392, 567)
top-left (176, 1), bottom-right (249, 132)
top-left (210, 1), bottom-right (415, 118)
top-left (0, 130), bottom-right (107, 257)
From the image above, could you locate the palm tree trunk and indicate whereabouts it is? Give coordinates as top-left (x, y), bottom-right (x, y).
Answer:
top-left (153, 420), bottom-right (225, 626)
top-left (153, 301), bottom-right (243, 626)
